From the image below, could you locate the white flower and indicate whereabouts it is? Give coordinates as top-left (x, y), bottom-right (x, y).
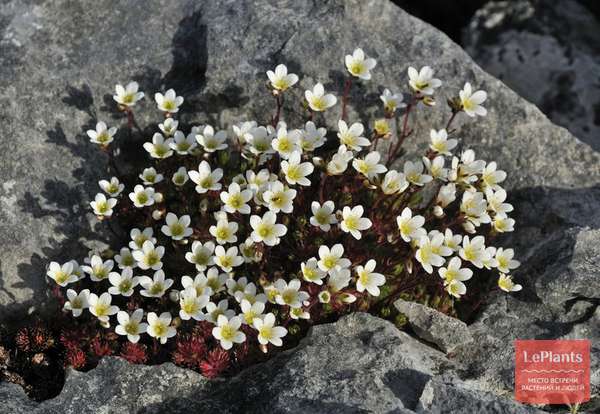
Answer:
top-left (196, 125), bottom-right (228, 152)
top-left (353, 151), bottom-right (387, 179)
top-left (459, 235), bottom-right (489, 269)
top-left (300, 121), bottom-right (327, 152)
top-left (185, 241), bottom-right (215, 271)
top-left (305, 83), bottom-right (337, 112)
top-left (355, 259), bottom-right (385, 296)
top-left (415, 234), bottom-right (451, 274)
top-left (146, 312), bottom-right (177, 344)
top-left (240, 238), bottom-right (260, 263)
top-left (495, 247), bottom-right (520, 274)
top-left (246, 126), bottom-right (274, 155)
top-left (88, 292), bottom-right (119, 324)
top-left (87, 121), bottom-right (117, 146)
top-left (209, 216), bottom-right (238, 244)
top-left (240, 300), bottom-right (265, 325)
top-left (129, 185), bottom-right (159, 208)
top-left (254, 313), bottom-right (288, 346)
top-left (443, 228), bottom-right (462, 252)
top-left (245, 169), bottom-right (271, 192)
top-left (132, 240), bottom-right (165, 270)
top-left (485, 188), bottom-right (513, 216)
top-left (143, 133), bottom-right (174, 159)
top-left (274, 279), bottom-right (309, 308)
top-left (139, 270), bottom-right (173, 298)
top-left (232, 121), bottom-right (258, 145)
top-left (250, 211), bottom-right (288, 246)
top-left (498, 273), bottom-right (522, 292)
top-left (139, 167), bottom-right (163, 185)
top-left (159, 118), bottom-right (178, 136)
top-left (301, 258), bottom-right (327, 284)
top-left (205, 300), bottom-right (236, 324)
top-left (108, 268), bottom-right (139, 297)
top-left (396, 207), bottom-right (426, 242)
top-left (493, 214), bottom-right (515, 233)
top-left (340, 205), bottom-right (372, 240)
top-left (155, 89), bottom-right (183, 113)
top-left (263, 181), bottom-right (296, 213)
top-left (408, 66), bottom-right (442, 95)
top-left (220, 182), bottom-right (253, 214)
top-left (172, 166), bottom-right (189, 187)
top-left (337, 120), bottom-right (370, 151)
top-left (63, 289), bottom-right (90, 317)
top-left (267, 64), bottom-right (299, 91)
top-left (310, 200), bottom-right (337, 231)
top-left (129, 227), bottom-right (156, 250)
top-left (327, 145), bottom-right (354, 175)
top-left (404, 160), bottom-right (432, 186)
top-left (290, 307), bottom-right (310, 320)
top-left (161, 213), bottom-right (192, 240)
top-left (481, 162), bottom-right (507, 190)
top-left (179, 287), bottom-right (210, 321)
top-left (99, 177), bottom-right (124, 197)
top-left (345, 48), bottom-right (377, 80)
top-left (381, 170), bottom-right (409, 195)
top-left (232, 280), bottom-right (266, 304)
top-left (81, 255), bottom-right (114, 282)
top-left (429, 129), bottom-right (457, 156)
top-left (317, 244), bottom-right (351, 273)
top-left (281, 151), bottom-right (314, 186)
top-left (90, 193), bottom-right (117, 217)
top-left (439, 257), bottom-right (472, 298)
top-left (380, 89), bottom-right (405, 113)
top-left (212, 315), bottom-right (246, 350)
top-left (181, 273), bottom-right (213, 297)
top-left (327, 267), bottom-right (352, 292)
top-left (113, 82), bottom-right (144, 107)
top-left (188, 161), bottom-right (223, 193)
top-left (459, 82), bottom-right (487, 117)
top-left (461, 190), bottom-right (490, 227)
top-left (423, 156), bottom-right (447, 180)
top-left (214, 245), bottom-right (244, 272)
top-left (318, 291), bottom-right (331, 303)
top-left (272, 126), bottom-right (301, 158)
top-left (169, 130), bottom-right (197, 155)
top-left (115, 309), bottom-right (147, 343)
top-left (436, 183), bottom-right (457, 209)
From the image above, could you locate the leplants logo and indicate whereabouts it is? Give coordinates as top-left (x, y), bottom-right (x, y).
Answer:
top-left (515, 340), bottom-right (590, 404)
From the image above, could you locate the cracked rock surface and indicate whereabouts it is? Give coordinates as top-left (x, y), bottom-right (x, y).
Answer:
top-left (0, 0), bottom-right (598, 412)
top-left (463, 0), bottom-right (600, 151)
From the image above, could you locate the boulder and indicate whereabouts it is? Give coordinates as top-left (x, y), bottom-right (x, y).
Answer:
top-left (1, 313), bottom-right (539, 414)
top-left (394, 299), bottom-right (473, 353)
top-left (463, 0), bottom-right (600, 151)
top-left (0, 0), bottom-right (598, 412)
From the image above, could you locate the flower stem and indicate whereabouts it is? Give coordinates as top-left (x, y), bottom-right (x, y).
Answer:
top-left (445, 110), bottom-right (459, 132)
top-left (386, 99), bottom-right (414, 167)
top-left (271, 94), bottom-right (283, 127)
top-left (341, 78), bottom-right (352, 121)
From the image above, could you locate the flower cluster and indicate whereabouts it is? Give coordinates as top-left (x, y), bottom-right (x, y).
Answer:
top-left (47, 48), bottom-right (521, 373)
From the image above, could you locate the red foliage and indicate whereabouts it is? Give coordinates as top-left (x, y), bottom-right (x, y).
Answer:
top-left (199, 347), bottom-right (230, 378)
top-left (90, 336), bottom-right (113, 357)
top-left (15, 324), bottom-right (53, 352)
top-left (65, 347), bottom-right (87, 370)
top-left (120, 343), bottom-right (148, 364)
top-left (172, 335), bottom-right (207, 369)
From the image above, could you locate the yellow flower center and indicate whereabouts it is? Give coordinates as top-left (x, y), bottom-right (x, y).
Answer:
top-left (119, 280), bottom-right (132, 292)
top-left (216, 227), bottom-right (229, 240)
top-left (323, 256), bottom-right (337, 269)
top-left (220, 325), bottom-right (235, 341)
top-left (259, 325), bottom-right (273, 340)
top-left (125, 322), bottom-right (139, 335)
top-left (170, 223), bottom-right (184, 237)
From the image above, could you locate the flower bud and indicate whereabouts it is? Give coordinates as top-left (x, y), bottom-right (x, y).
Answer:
top-left (152, 210), bottom-right (163, 220)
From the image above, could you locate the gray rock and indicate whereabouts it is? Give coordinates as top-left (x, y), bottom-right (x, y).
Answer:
top-left (463, 0), bottom-right (600, 151)
top-left (1, 313), bottom-right (538, 414)
top-left (394, 299), bottom-right (473, 353)
top-left (2, 0), bottom-right (600, 324)
top-left (0, 0), bottom-right (598, 412)
top-left (417, 379), bottom-right (547, 414)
